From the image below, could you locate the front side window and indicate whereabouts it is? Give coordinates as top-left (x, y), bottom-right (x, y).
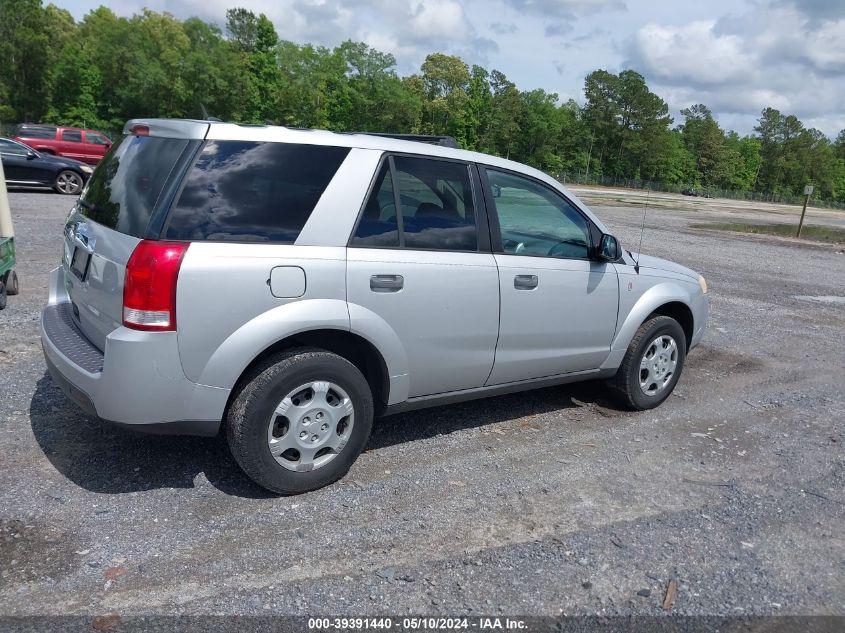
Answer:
top-left (63, 130), bottom-right (83, 143)
top-left (487, 169), bottom-right (591, 260)
top-left (87, 133), bottom-right (109, 145)
top-left (351, 156), bottom-right (478, 251)
top-left (165, 141), bottom-right (350, 242)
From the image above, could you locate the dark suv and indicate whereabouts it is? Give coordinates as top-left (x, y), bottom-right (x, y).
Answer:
top-left (13, 124), bottom-right (112, 164)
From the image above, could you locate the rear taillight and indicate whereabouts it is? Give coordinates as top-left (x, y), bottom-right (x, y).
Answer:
top-left (123, 240), bottom-right (188, 331)
top-left (131, 124), bottom-right (150, 136)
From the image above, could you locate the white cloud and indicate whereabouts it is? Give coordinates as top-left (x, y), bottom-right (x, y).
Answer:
top-left (503, 0), bottom-right (625, 19)
top-left (409, 0), bottom-right (468, 40)
top-left (633, 20), bottom-right (753, 85)
top-left (801, 18), bottom-right (845, 72)
top-left (58, 0), bottom-right (845, 136)
top-left (628, 4), bottom-right (845, 136)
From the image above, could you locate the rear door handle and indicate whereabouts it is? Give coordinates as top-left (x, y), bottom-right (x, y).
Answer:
top-left (370, 274), bottom-right (404, 292)
top-left (514, 274), bottom-right (538, 290)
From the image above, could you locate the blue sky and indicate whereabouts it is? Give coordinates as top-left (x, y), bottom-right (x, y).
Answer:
top-left (55, 0), bottom-right (845, 137)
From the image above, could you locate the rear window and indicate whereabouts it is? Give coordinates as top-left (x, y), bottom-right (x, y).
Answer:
top-left (164, 141), bottom-right (350, 243)
top-left (78, 135), bottom-right (190, 237)
top-left (16, 125), bottom-right (56, 139)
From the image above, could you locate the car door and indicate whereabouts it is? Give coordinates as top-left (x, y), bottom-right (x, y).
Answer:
top-left (0, 139), bottom-right (50, 183)
top-left (482, 167), bottom-right (619, 385)
top-left (82, 131), bottom-right (110, 163)
top-left (347, 155), bottom-right (500, 398)
top-left (0, 139), bottom-right (31, 181)
top-left (59, 129), bottom-right (84, 161)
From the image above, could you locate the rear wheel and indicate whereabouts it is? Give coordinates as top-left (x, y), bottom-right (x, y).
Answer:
top-left (54, 170), bottom-right (83, 195)
top-left (608, 315), bottom-right (686, 410)
top-left (0, 281), bottom-right (6, 310)
top-left (3, 270), bottom-right (18, 295)
top-left (226, 348), bottom-right (374, 494)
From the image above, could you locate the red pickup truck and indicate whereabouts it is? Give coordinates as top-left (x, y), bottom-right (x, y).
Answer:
top-left (13, 124), bottom-right (112, 165)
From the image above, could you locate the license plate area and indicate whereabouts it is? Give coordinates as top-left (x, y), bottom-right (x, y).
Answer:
top-left (70, 246), bottom-right (91, 281)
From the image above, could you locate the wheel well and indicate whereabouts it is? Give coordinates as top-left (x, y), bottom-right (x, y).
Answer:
top-left (229, 329), bottom-right (390, 417)
top-left (650, 302), bottom-right (694, 351)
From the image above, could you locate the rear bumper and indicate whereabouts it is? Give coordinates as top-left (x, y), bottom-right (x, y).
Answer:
top-left (40, 267), bottom-right (229, 436)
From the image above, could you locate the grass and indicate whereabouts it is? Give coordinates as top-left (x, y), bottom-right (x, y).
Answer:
top-left (692, 222), bottom-right (845, 245)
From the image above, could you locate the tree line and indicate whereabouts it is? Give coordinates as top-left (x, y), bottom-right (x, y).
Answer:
top-left (2, 1), bottom-right (844, 203)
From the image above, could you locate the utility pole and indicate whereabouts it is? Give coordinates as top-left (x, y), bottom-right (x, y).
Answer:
top-left (796, 185), bottom-right (812, 237)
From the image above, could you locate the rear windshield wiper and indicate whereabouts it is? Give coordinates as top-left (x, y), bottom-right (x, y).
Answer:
top-left (77, 198), bottom-right (107, 216)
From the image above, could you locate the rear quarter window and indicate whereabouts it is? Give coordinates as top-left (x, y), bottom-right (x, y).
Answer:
top-left (16, 125), bottom-right (56, 139)
top-left (164, 141), bottom-right (350, 243)
top-left (77, 135), bottom-right (191, 237)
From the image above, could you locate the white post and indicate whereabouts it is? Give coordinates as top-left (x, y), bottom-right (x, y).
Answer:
top-left (0, 162), bottom-right (13, 238)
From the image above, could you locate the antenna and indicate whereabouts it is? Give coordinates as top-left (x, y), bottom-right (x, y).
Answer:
top-left (634, 189), bottom-right (649, 274)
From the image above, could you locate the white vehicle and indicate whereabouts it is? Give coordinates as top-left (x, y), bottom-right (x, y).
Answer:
top-left (41, 119), bottom-right (709, 494)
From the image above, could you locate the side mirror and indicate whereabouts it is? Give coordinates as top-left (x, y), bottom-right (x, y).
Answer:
top-left (26, 150), bottom-right (37, 160)
top-left (597, 233), bottom-right (619, 261)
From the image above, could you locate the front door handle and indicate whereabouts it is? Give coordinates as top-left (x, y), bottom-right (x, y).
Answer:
top-left (370, 274), bottom-right (404, 292)
top-left (514, 274), bottom-right (538, 290)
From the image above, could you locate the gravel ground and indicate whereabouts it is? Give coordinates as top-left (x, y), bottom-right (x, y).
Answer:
top-left (0, 190), bottom-right (843, 620)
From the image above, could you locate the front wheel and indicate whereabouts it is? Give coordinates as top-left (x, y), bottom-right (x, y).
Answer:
top-left (3, 270), bottom-right (19, 295)
top-left (226, 348), bottom-right (374, 494)
top-left (608, 315), bottom-right (686, 410)
top-left (54, 170), bottom-right (83, 195)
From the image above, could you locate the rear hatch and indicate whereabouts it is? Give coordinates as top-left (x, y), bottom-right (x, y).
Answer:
top-left (62, 127), bottom-right (202, 350)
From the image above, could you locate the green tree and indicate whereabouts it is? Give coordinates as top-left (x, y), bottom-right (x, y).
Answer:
top-left (0, 0), bottom-right (51, 121)
top-left (419, 53), bottom-right (470, 141)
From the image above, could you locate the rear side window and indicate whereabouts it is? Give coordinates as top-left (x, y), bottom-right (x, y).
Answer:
top-left (394, 156), bottom-right (477, 251)
top-left (164, 141), bottom-right (350, 243)
top-left (349, 163), bottom-right (399, 247)
top-left (63, 130), bottom-right (82, 142)
top-left (351, 156), bottom-right (478, 251)
top-left (16, 125), bottom-right (56, 139)
top-left (78, 135), bottom-right (190, 237)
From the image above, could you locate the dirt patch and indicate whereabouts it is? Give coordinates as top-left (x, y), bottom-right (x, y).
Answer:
top-left (692, 222), bottom-right (845, 245)
top-left (0, 518), bottom-right (80, 587)
top-left (687, 345), bottom-right (766, 375)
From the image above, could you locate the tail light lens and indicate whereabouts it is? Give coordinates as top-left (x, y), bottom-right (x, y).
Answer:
top-left (123, 240), bottom-right (188, 331)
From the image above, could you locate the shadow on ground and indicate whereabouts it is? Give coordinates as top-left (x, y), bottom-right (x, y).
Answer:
top-left (30, 372), bottom-right (618, 498)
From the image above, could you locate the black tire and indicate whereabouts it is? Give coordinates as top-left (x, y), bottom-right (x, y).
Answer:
top-left (226, 348), bottom-right (374, 495)
top-left (0, 281), bottom-right (6, 310)
top-left (608, 315), bottom-right (686, 410)
top-left (54, 170), bottom-right (83, 195)
top-left (4, 270), bottom-right (18, 295)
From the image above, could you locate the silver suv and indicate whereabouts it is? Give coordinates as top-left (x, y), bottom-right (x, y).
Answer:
top-left (41, 119), bottom-right (708, 494)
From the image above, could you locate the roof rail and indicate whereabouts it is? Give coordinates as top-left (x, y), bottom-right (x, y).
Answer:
top-left (361, 133), bottom-right (460, 149)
